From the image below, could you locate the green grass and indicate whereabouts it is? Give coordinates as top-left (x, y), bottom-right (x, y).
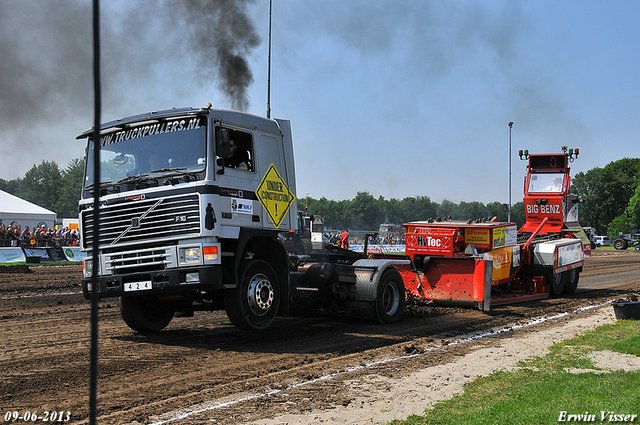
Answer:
top-left (389, 320), bottom-right (640, 425)
top-left (594, 245), bottom-right (615, 250)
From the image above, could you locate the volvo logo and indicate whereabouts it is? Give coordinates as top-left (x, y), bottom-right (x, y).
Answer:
top-left (112, 198), bottom-right (163, 245)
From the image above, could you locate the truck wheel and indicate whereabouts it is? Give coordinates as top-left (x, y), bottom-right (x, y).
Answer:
top-left (375, 269), bottom-right (405, 324)
top-left (549, 272), bottom-right (565, 296)
top-left (119, 296), bottom-right (174, 333)
top-left (562, 269), bottom-right (580, 294)
top-left (613, 239), bottom-right (628, 250)
top-left (224, 260), bottom-right (280, 331)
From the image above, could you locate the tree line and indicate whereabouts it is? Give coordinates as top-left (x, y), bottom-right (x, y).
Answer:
top-left (571, 157), bottom-right (640, 237)
top-left (1, 157), bottom-right (638, 239)
top-left (304, 192), bottom-right (513, 231)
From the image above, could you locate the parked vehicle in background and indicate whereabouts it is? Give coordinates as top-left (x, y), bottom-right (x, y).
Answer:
top-left (378, 223), bottom-right (403, 242)
top-left (593, 236), bottom-right (611, 247)
top-left (613, 234), bottom-right (640, 250)
top-left (582, 227), bottom-right (596, 249)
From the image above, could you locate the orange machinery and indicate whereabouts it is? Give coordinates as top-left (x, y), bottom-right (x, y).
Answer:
top-left (393, 148), bottom-right (586, 311)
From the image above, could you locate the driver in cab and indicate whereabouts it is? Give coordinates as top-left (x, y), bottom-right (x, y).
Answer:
top-left (223, 136), bottom-right (249, 171)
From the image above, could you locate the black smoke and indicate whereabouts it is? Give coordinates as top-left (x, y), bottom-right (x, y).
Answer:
top-left (170, 0), bottom-right (260, 111)
top-left (0, 1), bottom-right (93, 124)
top-left (0, 0), bottom-right (261, 180)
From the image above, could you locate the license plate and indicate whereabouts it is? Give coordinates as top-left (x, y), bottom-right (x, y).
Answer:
top-left (124, 281), bottom-right (153, 292)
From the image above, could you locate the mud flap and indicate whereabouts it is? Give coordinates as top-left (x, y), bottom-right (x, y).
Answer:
top-left (476, 259), bottom-right (492, 312)
top-left (345, 258), bottom-right (410, 320)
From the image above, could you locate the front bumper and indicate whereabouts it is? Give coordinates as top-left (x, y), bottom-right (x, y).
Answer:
top-left (81, 265), bottom-right (224, 299)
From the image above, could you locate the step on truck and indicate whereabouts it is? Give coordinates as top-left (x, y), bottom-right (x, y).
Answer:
top-left (78, 106), bottom-right (410, 332)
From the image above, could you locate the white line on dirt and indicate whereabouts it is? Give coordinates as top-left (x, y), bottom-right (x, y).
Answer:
top-left (0, 291), bottom-right (82, 300)
top-left (145, 302), bottom-right (611, 425)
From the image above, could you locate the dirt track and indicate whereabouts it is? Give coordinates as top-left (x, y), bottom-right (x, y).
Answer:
top-left (1, 250), bottom-right (639, 424)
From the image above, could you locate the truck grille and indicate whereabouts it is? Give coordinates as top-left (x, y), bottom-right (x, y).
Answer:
top-left (105, 246), bottom-right (174, 275)
top-left (82, 194), bottom-right (201, 248)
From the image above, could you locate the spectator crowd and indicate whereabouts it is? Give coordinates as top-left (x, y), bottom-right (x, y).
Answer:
top-left (0, 223), bottom-right (79, 248)
top-left (325, 231), bottom-right (405, 246)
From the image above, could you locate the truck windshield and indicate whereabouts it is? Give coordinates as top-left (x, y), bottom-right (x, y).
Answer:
top-left (528, 172), bottom-right (565, 193)
top-left (84, 116), bottom-right (206, 188)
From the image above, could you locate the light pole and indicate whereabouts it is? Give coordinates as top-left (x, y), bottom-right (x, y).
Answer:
top-left (508, 122), bottom-right (514, 222)
top-left (305, 192), bottom-right (309, 210)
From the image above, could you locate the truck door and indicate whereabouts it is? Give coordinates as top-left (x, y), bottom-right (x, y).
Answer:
top-left (215, 127), bottom-right (262, 230)
top-left (254, 133), bottom-right (293, 230)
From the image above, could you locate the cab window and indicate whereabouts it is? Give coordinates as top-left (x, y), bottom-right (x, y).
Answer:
top-left (221, 129), bottom-right (254, 172)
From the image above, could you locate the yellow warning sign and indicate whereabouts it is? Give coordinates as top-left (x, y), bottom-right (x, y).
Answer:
top-left (256, 164), bottom-right (295, 228)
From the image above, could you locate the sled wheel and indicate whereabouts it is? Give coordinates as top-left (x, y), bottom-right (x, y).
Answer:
top-left (375, 269), bottom-right (405, 324)
top-left (549, 272), bottom-right (565, 296)
top-left (120, 296), bottom-right (174, 333)
top-left (224, 260), bottom-right (280, 331)
top-left (562, 269), bottom-right (580, 294)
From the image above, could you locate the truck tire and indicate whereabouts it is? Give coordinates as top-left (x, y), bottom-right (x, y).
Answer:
top-left (119, 296), bottom-right (174, 333)
top-left (375, 269), bottom-right (405, 324)
top-left (224, 260), bottom-right (280, 331)
top-left (613, 239), bottom-right (628, 250)
top-left (562, 269), bottom-right (580, 294)
top-left (549, 272), bottom-right (565, 296)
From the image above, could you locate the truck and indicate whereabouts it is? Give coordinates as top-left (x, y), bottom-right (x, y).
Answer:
top-left (78, 106), bottom-right (588, 332)
top-left (78, 106), bottom-right (410, 332)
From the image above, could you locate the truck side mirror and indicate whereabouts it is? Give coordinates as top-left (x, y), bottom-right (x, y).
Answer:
top-left (216, 127), bottom-right (231, 158)
top-left (215, 127), bottom-right (230, 175)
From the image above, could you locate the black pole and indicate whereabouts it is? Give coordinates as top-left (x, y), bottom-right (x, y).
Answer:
top-left (90, 0), bottom-right (101, 423)
top-left (266, 0), bottom-right (272, 118)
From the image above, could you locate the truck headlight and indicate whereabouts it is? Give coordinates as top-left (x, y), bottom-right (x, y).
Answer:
top-left (83, 259), bottom-right (103, 277)
top-left (83, 259), bottom-right (93, 278)
top-left (180, 247), bottom-right (202, 264)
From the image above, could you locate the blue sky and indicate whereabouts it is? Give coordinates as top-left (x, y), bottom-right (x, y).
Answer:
top-left (2, 0), bottom-right (639, 205)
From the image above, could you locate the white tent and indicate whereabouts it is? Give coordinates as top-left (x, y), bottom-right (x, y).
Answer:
top-left (0, 190), bottom-right (57, 230)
